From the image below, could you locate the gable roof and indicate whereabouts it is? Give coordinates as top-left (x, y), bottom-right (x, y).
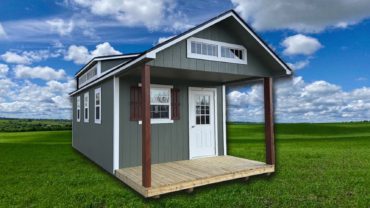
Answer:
top-left (70, 10), bottom-right (292, 95)
top-left (74, 53), bottom-right (141, 77)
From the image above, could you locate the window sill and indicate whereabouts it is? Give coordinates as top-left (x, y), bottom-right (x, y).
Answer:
top-left (138, 119), bottom-right (174, 124)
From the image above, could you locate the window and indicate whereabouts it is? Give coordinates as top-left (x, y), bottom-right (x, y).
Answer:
top-left (95, 88), bottom-right (101, 124)
top-left (187, 37), bottom-right (247, 64)
top-left (221, 46), bottom-right (244, 60)
top-left (150, 87), bottom-right (170, 120)
top-left (191, 41), bottom-right (218, 57)
top-left (76, 96), bottom-right (81, 122)
top-left (79, 65), bottom-right (98, 87)
top-left (195, 95), bottom-right (210, 125)
top-left (84, 92), bottom-right (89, 123)
top-left (130, 84), bottom-right (180, 124)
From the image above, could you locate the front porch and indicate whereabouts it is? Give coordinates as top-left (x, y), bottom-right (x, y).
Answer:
top-left (115, 155), bottom-right (274, 198)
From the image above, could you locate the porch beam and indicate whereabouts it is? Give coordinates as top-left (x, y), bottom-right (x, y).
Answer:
top-left (141, 64), bottom-right (151, 187)
top-left (264, 77), bottom-right (275, 165)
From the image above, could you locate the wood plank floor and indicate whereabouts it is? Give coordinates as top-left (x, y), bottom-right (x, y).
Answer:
top-left (115, 155), bottom-right (274, 197)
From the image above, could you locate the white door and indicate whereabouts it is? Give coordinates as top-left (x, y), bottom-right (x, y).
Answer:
top-left (189, 88), bottom-right (217, 159)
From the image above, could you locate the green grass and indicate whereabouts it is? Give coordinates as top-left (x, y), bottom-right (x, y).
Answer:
top-left (0, 123), bottom-right (369, 207)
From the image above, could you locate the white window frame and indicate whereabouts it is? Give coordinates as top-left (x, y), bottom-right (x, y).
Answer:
top-left (84, 92), bottom-right (89, 123)
top-left (94, 88), bottom-right (101, 124)
top-left (76, 96), bottom-right (81, 122)
top-left (78, 62), bottom-right (101, 88)
top-left (138, 84), bottom-right (174, 124)
top-left (187, 37), bottom-right (247, 65)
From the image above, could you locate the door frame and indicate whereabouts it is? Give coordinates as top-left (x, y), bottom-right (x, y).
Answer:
top-left (188, 87), bottom-right (218, 159)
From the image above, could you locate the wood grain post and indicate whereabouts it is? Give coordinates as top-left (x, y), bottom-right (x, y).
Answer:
top-left (141, 64), bottom-right (151, 187)
top-left (264, 77), bottom-right (275, 165)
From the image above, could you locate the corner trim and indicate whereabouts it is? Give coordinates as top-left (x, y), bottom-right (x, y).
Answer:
top-left (113, 76), bottom-right (120, 171)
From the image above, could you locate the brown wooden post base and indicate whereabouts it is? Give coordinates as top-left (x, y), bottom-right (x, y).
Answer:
top-left (186, 188), bottom-right (194, 193)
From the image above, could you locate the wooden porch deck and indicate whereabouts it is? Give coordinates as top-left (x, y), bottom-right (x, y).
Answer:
top-left (115, 155), bottom-right (274, 197)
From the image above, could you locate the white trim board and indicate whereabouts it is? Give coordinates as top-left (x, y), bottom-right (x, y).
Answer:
top-left (113, 76), bottom-right (120, 172)
top-left (75, 54), bottom-right (140, 77)
top-left (222, 85), bottom-right (227, 155)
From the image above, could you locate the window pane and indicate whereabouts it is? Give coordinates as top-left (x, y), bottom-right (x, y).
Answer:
top-left (85, 108), bottom-right (88, 119)
top-left (191, 42), bottom-right (195, 53)
top-left (196, 43), bottom-right (201, 54)
top-left (96, 107), bottom-right (100, 119)
top-left (150, 105), bottom-right (169, 119)
top-left (196, 116), bottom-right (201, 124)
top-left (151, 88), bottom-right (169, 104)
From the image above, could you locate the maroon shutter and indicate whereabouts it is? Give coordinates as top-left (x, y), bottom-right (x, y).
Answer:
top-left (171, 88), bottom-right (180, 120)
top-left (130, 86), bottom-right (142, 121)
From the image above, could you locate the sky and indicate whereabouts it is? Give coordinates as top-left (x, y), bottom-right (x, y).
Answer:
top-left (0, 0), bottom-right (370, 122)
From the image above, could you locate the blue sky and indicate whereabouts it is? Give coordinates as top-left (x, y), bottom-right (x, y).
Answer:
top-left (0, 0), bottom-right (370, 122)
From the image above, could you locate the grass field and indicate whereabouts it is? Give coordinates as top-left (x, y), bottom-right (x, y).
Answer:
top-left (0, 123), bottom-right (369, 207)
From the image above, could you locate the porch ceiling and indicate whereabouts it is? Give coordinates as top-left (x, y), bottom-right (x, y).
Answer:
top-left (115, 155), bottom-right (274, 198)
top-left (120, 65), bottom-right (256, 83)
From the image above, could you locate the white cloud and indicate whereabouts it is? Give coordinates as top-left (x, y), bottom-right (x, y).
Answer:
top-left (65, 42), bottom-right (121, 64)
top-left (1, 52), bottom-right (31, 64)
top-left (0, 64), bottom-right (9, 78)
top-left (1, 50), bottom-right (62, 65)
top-left (232, 0), bottom-right (370, 33)
top-left (157, 35), bottom-right (175, 44)
top-left (0, 78), bottom-right (76, 119)
top-left (282, 34), bottom-right (322, 56)
top-left (0, 23), bottom-right (7, 39)
top-left (46, 18), bottom-right (75, 36)
top-left (14, 65), bottom-right (66, 81)
top-left (71, 0), bottom-right (192, 31)
top-left (227, 76), bottom-right (370, 123)
top-left (288, 60), bottom-right (310, 70)
top-left (356, 77), bottom-right (367, 81)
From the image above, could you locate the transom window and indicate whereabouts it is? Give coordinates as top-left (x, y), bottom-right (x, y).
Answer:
top-left (191, 41), bottom-right (218, 57)
top-left (79, 65), bottom-right (98, 87)
top-left (187, 37), bottom-right (247, 64)
top-left (195, 95), bottom-right (210, 125)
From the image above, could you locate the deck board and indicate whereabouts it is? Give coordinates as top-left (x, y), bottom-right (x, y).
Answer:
top-left (115, 155), bottom-right (274, 197)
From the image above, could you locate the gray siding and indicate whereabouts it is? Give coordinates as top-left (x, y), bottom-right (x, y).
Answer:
top-left (72, 78), bottom-right (114, 173)
top-left (119, 77), bottom-right (224, 168)
top-left (101, 59), bottom-right (128, 73)
top-left (148, 23), bottom-right (272, 77)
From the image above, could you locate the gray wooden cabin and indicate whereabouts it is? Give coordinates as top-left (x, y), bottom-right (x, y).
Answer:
top-left (70, 10), bottom-right (291, 197)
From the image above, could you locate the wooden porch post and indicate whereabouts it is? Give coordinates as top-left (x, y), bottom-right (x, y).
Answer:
top-left (141, 64), bottom-right (151, 187)
top-left (264, 77), bottom-right (275, 165)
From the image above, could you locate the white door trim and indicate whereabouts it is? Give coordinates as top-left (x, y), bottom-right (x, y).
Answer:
top-left (188, 87), bottom-right (218, 159)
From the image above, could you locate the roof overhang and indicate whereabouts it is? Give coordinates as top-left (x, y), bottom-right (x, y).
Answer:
top-left (70, 10), bottom-right (292, 96)
top-left (74, 53), bottom-right (141, 77)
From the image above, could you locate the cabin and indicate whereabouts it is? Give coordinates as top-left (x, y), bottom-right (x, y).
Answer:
top-left (69, 10), bottom-right (292, 198)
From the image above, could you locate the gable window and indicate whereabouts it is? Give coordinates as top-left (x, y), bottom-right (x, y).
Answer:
top-left (79, 64), bottom-right (98, 87)
top-left (187, 37), bottom-right (247, 64)
top-left (76, 96), bottom-right (81, 122)
top-left (130, 84), bottom-right (180, 124)
top-left (95, 88), bottom-right (101, 124)
top-left (84, 92), bottom-right (89, 123)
